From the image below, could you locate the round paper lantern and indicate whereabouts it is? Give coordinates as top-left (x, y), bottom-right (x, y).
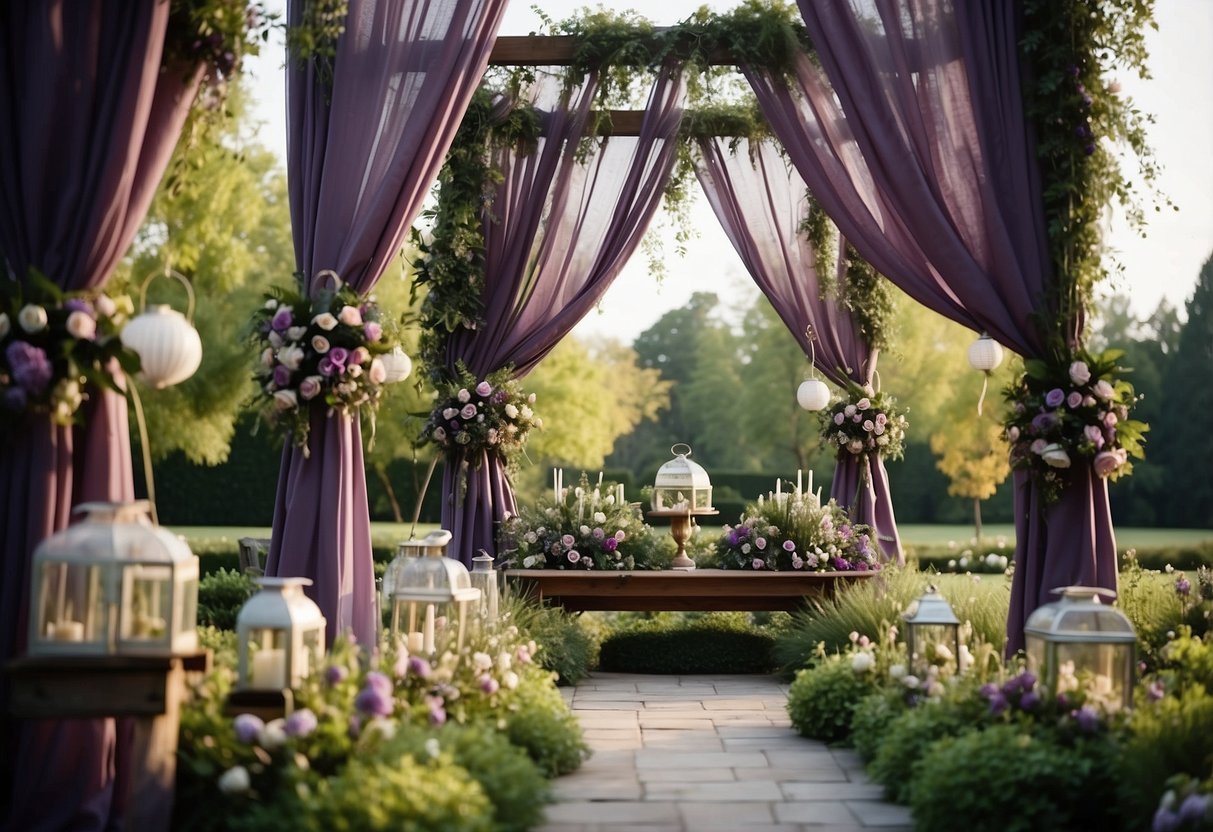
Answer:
top-left (121, 305), bottom-right (203, 389)
top-left (797, 377), bottom-right (831, 411)
top-left (967, 334), bottom-right (1004, 373)
top-left (379, 345), bottom-right (412, 384)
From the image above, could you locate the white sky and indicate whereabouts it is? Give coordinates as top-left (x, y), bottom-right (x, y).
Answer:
top-left (244, 1), bottom-right (1213, 343)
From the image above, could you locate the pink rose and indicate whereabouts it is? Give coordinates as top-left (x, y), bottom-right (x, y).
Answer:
top-left (1069, 361), bottom-right (1091, 385)
top-left (1092, 379), bottom-right (1115, 401)
top-left (1030, 438), bottom-right (1048, 455)
top-left (1103, 411), bottom-right (1118, 429)
top-left (368, 358), bottom-right (387, 384)
top-left (856, 397), bottom-right (871, 411)
top-left (1093, 450), bottom-right (1122, 477)
top-left (863, 419), bottom-right (875, 432)
top-left (1007, 426), bottom-right (1020, 442)
top-left (834, 412), bottom-right (845, 425)
top-left (475, 381), bottom-right (492, 397)
top-left (1066, 391), bottom-right (1083, 409)
top-left (1083, 424), bottom-right (1105, 449)
top-left (338, 305), bottom-right (363, 326)
top-left (460, 403), bottom-right (477, 419)
top-left (299, 376), bottom-right (323, 400)
top-left (751, 558), bottom-right (764, 570)
top-left (350, 346), bottom-right (370, 366)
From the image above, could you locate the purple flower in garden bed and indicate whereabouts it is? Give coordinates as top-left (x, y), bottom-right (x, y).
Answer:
top-left (1071, 705), bottom-right (1100, 733)
top-left (6, 341), bottom-right (53, 395)
top-left (832, 558), bottom-right (851, 571)
top-left (284, 708), bottom-right (318, 738)
top-left (1175, 577), bottom-right (1192, 597)
top-left (233, 713), bottom-right (264, 744)
top-left (354, 685), bottom-right (393, 717)
top-left (326, 664), bottom-right (349, 685)
top-left (406, 656), bottom-right (433, 680)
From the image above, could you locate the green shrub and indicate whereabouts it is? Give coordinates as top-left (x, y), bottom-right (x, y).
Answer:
top-left (304, 752), bottom-right (492, 832)
top-left (909, 724), bottom-right (1122, 832)
top-left (505, 594), bottom-right (598, 685)
top-left (849, 688), bottom-right (908, 763)
top-left (500, 678), bottom-right (589, 777)
top-left (786, 652), bottom-right (878, 743)
top-left (598, 612), bottom-right (777, 674)
top-left (384, 723), bottom-right (549, 832)
top-left (197, 568), bottom-right (255, 631)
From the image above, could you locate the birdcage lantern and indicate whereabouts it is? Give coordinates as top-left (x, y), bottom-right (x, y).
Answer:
top-left (651, 444), bottom-right (714, 513)
top-left (27, 501), bottom-right (199, 657)
top-left (1024, 586), bottom-right (1137, 711)
top-left (387, 530), bottom-right (480, 654)
top-left (902, 585), bottom-right (961, 676)
top-left (236, 578), bottom-right (326, 691)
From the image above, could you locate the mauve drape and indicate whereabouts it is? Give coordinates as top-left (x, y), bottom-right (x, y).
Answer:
top-left (694, 137), bottom-right (902, 562)
top-left (745, 0), bottom-right (1111, 650)
top-left (0, 3), bottom-right (200, 829)
top-left (440, 68), bottom-right (685, 564)
top-left (268, 0), bottom-right (507, 645)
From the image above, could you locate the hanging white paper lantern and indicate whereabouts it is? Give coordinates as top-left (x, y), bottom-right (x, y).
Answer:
top-left (967, 333), bottom-right (1004, 373)
top-left (379, 345), bottom-right (412, 384)
top-left (121, 304), bottom-right (203, 389)
top-left (797, 377), bottom-right (831, 411)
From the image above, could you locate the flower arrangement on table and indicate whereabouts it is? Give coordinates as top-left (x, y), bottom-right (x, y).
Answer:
top-left (0, 275), bottom-right (138, 431)
top-left (715, 487), bottom-right (881, 572)
top-left (818, 381), bottom-right (908, 462)
top-left (1002, 349), bottom-right (1146, 504)
top-left (501, 472), bottom-right (664, 570)
top-left (419, 364), bottom-right (541, 467)
top-left (248, 273), bottom-right (398, 454)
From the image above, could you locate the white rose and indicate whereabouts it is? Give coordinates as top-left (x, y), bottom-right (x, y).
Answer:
top-left (504, 403), bottom-right (519, 419)
top-left (888, 663), bottom-right (907, 679)
top-left (347, 364), bottom-right (363, 378)
top-left (311, 335), bottom-right (330, 354)
top-left (519, 405), bottom-right (533, 420)
top-left (1040, 443), bottom-right (1071, 469)
top-left (503, 670), bottom-right (519, 689)
top-left (217, 766), bottom-right (251, 794)
top-left (94, 294), bottom-right (117, 318)
top-left (312, 312), bottom-right (338, 331)
top-left (264, 298), bottom-right (279, 310)
top-left (593, 512), bottom-right (606, 524)
top-left (277, 345), bottom-right (305, 370)
top-left (287, 326), bottom-right (307, 342)
top-left (17, 304), bottom-right (47, 333)
top-left (258, 719), bottom-right (288, 749)
top-left (851, 651), bottom-right (875, 673)
top-left (901, 674), bottom-right (921, 688)
top-left (273, 389), bottom-right (298, 411)
top-left (522, 555), bottom-right (538, 568)
top-left (0, 312), bottom-right (9, 339)
top-left (267, 331), bottom-right (283, 349)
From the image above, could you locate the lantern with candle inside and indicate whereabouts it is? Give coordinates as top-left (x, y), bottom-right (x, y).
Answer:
top-left (469, 551), bottom-right (499, 624)
top-left (387, 530), bottom-right (480, 654)
top-left (1024, 586), bottom-right (1136, 711)
top-left (236, 578), bottom-right (326, 691)
top-left (27, 501), bottom-right (199, 657)
top-left (902, 585), bottom-right (961, 677)
top-left (648, 444), bottom-right (717, 570)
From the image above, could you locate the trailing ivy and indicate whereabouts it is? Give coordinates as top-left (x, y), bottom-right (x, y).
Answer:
top-left (1020, 0), bottom-right (1164, 354)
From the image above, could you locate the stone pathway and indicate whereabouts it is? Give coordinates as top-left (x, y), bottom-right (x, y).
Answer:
top-left (539, 673), bottom-right (913, 832)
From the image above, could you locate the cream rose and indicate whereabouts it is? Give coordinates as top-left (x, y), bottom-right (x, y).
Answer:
top-left (18, 304), bottom-right (47, 333)
top-left (312, 312), bottom-right (338, 331)
top-left (273, 389), bottom-right (298, 411)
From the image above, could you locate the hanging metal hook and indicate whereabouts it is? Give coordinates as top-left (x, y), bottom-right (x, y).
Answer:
top-left (138, 264), bottom-right (196, 322)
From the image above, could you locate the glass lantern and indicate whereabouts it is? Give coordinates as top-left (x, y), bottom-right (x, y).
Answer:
top-left (469, 552), bottom-right (499, 624)
top-left (236, 577), bottom-right (326, 691)
top-left (651, 444), bottom-right (713, 513)
top-left (1024, 586), bottom-right (1136, 711)
top-left (902, 585), bottom-right (961, 676)
top-left (28, 501), bottom-right (199, 657)
top-left (387, 530), bottom-right (480, 654)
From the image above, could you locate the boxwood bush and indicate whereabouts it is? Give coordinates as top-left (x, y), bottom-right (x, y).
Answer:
top-left (786, 652), bottom-right (879, 743)
top-left (597, 612), bottom-right (779, 674)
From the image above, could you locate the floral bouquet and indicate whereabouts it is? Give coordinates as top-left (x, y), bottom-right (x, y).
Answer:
top-left (1, 274), bottom-right (138, 431)
top-left (715, 489), bottom-right (881, 572)
top-left (1002, 348), bottom-right (1146, 503)
top-left (819, 380), bottom-right (908, 462)
top-left (420, 364), bottom-right (540, 466)
top-left (249, 273), bottom-right (397, 454)
top-left (501, 473), bottom-right (663, 570)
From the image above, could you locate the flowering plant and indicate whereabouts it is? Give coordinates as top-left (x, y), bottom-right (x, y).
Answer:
top-left (0, 275), bottom-right (138, 432)
top-left (420, 364), bottom-right (540, 466)
top-left (248, 274), bottom-right (397, 454)
top-left (819, 381), bottom-right (908, 462)
top-left (714, 489), bottom-right (882, 572)
top-left (501, 473), bottom-right (664, 570)
top-left (1002, 348), bottom-right (1147, 504)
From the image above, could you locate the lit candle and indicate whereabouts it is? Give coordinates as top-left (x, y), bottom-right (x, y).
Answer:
top-left (423, 604), bottom-right (436, 654)
top-left (252, 648), bottom-right (287, 689)
top-left (597, 471), bottom-right (603, 487)
top-left (406, 631), bottom-right (425, 653)
top-left (49, 620), bottom-right (85, 641)
top-left (776, 479), bottom-right (781, 497)
top-left (797, 469), bottom-right (802, 497)
top-left (807, 469), bottom-right (813, 496)
top-left (554, 469), bottom-right (559, 504)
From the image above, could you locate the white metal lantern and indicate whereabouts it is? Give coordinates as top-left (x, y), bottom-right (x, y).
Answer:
top-left (651, 444), bottom-right (714, 513)
top-left (797, 376), bottom-right (831, 411)
top-left (388, 530), bottom-right (480, 654)
top-left (469, 552), bottom-right (499, 624)
top-left (28, 501), bottom-right (199, 657)
top-left (967, 333), bottom-right (1004, 372)
top-left (121, 271), bottom-right (203, 389)
top-left (379, 345), bottom-right (413, 384)
top-left (1024, 586), bottom-right (1136, 711)
top-left (902, 585), bottom-right (961, 676)
top-left (236, 577), bottom-right (326, 691)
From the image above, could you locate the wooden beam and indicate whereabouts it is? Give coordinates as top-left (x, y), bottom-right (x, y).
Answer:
top-left (489, 33), bottom-right (737, 67)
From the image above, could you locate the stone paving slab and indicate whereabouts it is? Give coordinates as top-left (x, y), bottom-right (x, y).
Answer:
top-left (540, 673), bottom-right (913, 832)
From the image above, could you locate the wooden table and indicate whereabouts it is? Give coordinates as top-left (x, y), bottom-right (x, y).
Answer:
top-left (6, 650), bottom-right (210, 831)
top-left (504, 569), bottom-right (876, 612)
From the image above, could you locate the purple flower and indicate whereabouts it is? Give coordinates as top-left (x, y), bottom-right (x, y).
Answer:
top-left (284, 708), bottom-right (318, 738)
top-left (1066, 391), bottom-right (1083, 409)
top-left (475, 381), bottom-right (492, 397)
top-left (1152, 808), bottom-right (1180, 832)
top-left (1045, 388), bottom-right (1066, 408)
top-left (987, 692), bottom-right (1008, 716)
top-left (318, 356), bottom-right (336, 377)
top-left (1178, 794), bottom-right (1209, 824)
top-left (1019, 691), bottom-right (1040, 712)
top-left (979, 683), bottom-right (999, 699)
top-left (479, 674), bottom-right (500, 694)
top-left (832, 557), bottom-right (851, 571)
top-left (64, 299), bottom-right (94, 315)
top-left (270, 308), bottom-right (293, 332)
top-left (326, 664), bottom-right (349, 685)
top-left (603, 537), bottom-right (618, 552)
top-left (365, 671), bottom-right (392, 696)
top-left (1072, 705), bottom-right (1100, 733)
top-left (233, 713), bottom-right (265, 744)
top-left (782, 540), bottom-right (796, 552)
top-left (460, 403), bottom-right (477, 419)
top-left (405, 655), bottom-right (433, 680)
top-left (1031, 412), bottom-right (1058, 432)
top-left (354, 685), bottom-right (393, 717)
top-left (328, 346), bottom-right (349, 367)
top-left (272, 364), bottom-right (291, 387)
top-left (363, 322), bottom-right (382, 342)
top-left (429, 701), bottom-right (447, 725)
top-left (1175, 577), bottom-right (1192, 597)
top-left (1147, 680), bottom-right (1165, 702)
top-left (6, 341), bottom-right (53, 395)
top-left (752, 558), bottom-right (765, 570)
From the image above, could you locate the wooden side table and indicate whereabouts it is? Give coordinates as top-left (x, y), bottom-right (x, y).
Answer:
top-left (5, 651), bottom-right (210, 831)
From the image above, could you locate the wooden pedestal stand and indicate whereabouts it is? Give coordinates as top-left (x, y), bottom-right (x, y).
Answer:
top-left (5, 650), bottom-right (210, 831)
top-left (647, 509), bottom-right (718, 570)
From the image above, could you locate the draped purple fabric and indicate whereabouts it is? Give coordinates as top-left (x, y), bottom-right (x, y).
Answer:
top-left (694, 138), bottom-right (902, 562)
top-left (268, 0), bottom-right (507, 645)
top-left (0, 3), bottom-right (199, 828)
top-left (440, 68), bottom-right (686, 564)
top-left (743, 0), bottom-right (1112, 650)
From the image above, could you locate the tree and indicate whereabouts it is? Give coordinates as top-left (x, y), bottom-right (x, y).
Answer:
top-left (930, 410), bottom-right (1011, 541)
